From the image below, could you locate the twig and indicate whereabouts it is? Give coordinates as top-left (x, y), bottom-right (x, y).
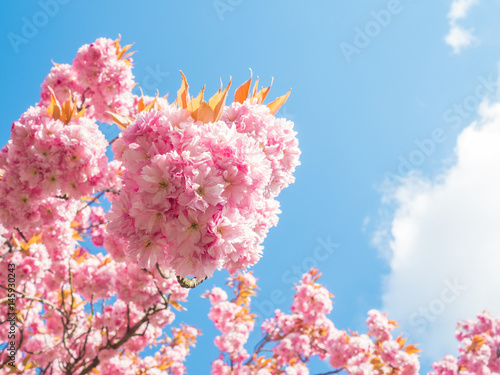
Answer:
top-left (156, 263), bottom-right (172, 279)
top-left (76, 192), bottom-right (104, 213)
top-left (14, 227), bottom-right (27, 242)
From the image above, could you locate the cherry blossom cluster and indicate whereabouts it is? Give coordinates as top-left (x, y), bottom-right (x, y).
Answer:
top-left (97, 325), bottom-right (200, 375)
top-left (0, 221), bottom-right (194, 374)
top-left (205, 269), bottom-right (421, 375)
top-left (40, 37), bottom-right (136, 123)
top-left (222, 100), bottom-right (300, 197)
top-left (107, 75), bottom-right (300, 280)
top-left (75, 205), bottom-right (108, 247)
top-left (0, 104), bottom-right (108, 232)
top-left (203, 272), bottom-right (258, 366)
top-left (4, 36), bottom-right (500, 375)
top-left (429, 311), bottom-right (500, 374)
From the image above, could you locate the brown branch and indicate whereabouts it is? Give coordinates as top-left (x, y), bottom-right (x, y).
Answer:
top-left (0, 286), bottom-right (64, 316)
top-left (77, 302), bottom-right (169, 375)
top-left (156, 263), bottom-right (172, 279)
top-left (76, 188), bottom-right (120, 214)
top-left (315, 370), bottom-right (344, 375)
top-left (77, 192), bottom-right (105, 214)
top-left (244, 336), bottom-right (272, 365)
top-left (14, 227), bottom-right (27, 242)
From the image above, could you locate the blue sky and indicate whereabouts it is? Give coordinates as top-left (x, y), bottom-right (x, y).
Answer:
top-left (2, 0), bottom-right (500, 373)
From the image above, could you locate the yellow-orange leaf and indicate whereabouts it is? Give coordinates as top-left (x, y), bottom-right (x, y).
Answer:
top-left (116, 43), bottom-right (134, 60)
top-left (46, 88), bottom-right (62, 120)
top-left (234, 75), bottom-right (252, 103)
top-left (22, 355), bottom-right (32, 367)
top-left (396, 335), bottom-right (407, 348)
top-left (114, 36), bottom-right (121, 52)
top-left (105, 111), bottom-right (133, 130)
top-left (138, 96), bottom-right (145, 112)
top-left (187, 86), bottom-right (205, 113)
top-left (170, 300), bottom-right (185, 311)
top-left (27, 233), bottom-right (43, 247)
top-left (72, 247), bottom-right (87, 260)
top-left (11, 236), bottom-right (22, 248)
top-left (388, 319), bottom-right (398, 327)
top-left (159, 361), bottom-right (173, 370)
top-left (370, 356), bottom-right (384, 370)
top-left (143, 96), bottom-right (160, 112)
top-left (267, 89), bottom-right (291, 115)
top-left (72, 231), bottom-right (83, 241)
top-left (253, 84), bottom-right (272, 105)
top-left (251, 77), bottom-right (259, 97)
top-left (404, 344), bottom-right (421, 355)
top-left (73, 300), bottom-right (86, 309)
top-left (192, 102), bottom-right (214, 123)
top-left (177, 71), bottom-right (189, 109)
top-left (46, 89), bottom-right (84, 124)
top-left (208, 78), bottom-right (231, 122)
top-left (468, 335), bottom-right (486, 353)
top-left (99, 257), bottom-right (112, 268)
top-left (122, 50), bottom-right (136, 60)
top-left (16, 311), bottom-right (25, 324)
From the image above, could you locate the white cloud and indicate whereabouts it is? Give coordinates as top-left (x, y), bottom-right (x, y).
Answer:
top-left (374, 90), bottom-right (500, 363)
top-left (445, 25), bottom-right (475, 54)
top-left (448, 0), bottom-right (479, 20)
top-left (445, 0), bottom-right (479, 53)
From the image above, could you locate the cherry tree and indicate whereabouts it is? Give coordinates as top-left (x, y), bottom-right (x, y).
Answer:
top-left (0, 36), bottom-right (498, 375)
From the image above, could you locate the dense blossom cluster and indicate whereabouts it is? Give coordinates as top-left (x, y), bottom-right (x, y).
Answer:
top-left (0, 221), bottom-right (194, 374)
top-left (205, 269), bottom-right (421, 374)
top-left (1, 36), bottom-right (498, 375)
top-left (107, 76), bottom-right (300, 279)
top-left (40, 37), bottom-right (136, 123)
top-left (222, 101), bottom-right (299, 197)
top-left (0, 104), bottom-right (108, 231)
top-left (203, 272), bottom-right (258, 366)
top-left (430, 311), bottom-right (500, 375)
